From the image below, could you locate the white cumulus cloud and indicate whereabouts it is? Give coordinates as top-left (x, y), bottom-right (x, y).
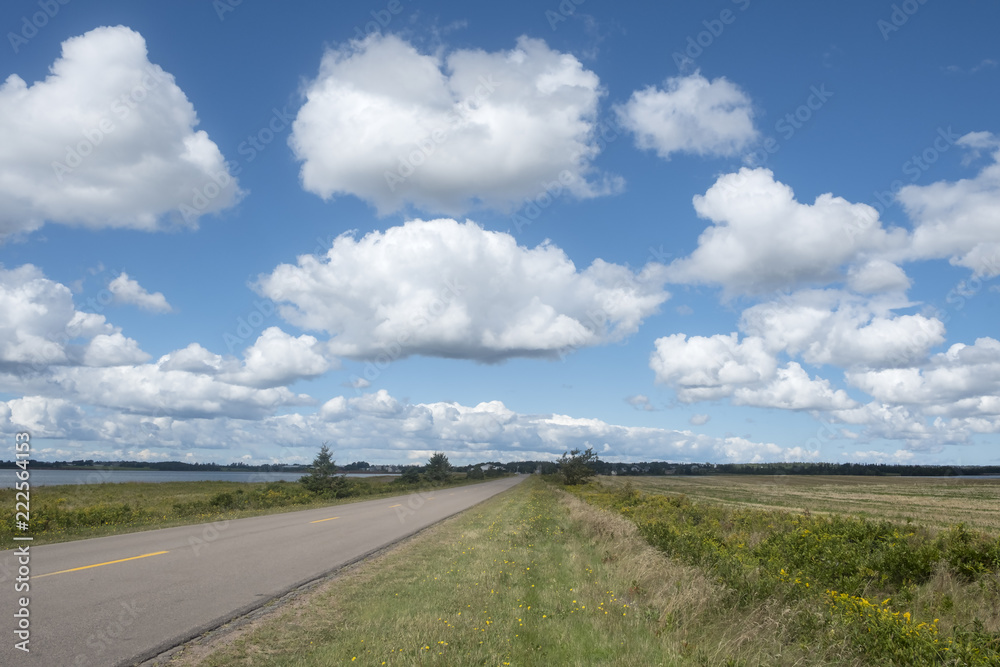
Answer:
top-left (615, 72), bottom-right (757, 160)
top-left (0, 264), bottom-right (146, 369)
top-left (3, 390), bottom-right (812, 465)
top-left (845, 338), bottom-right (1000, 418)
top-left (898, 132), bottom-right (1000, 276)
top-left (667, 168), bottom-right (908, 295)
top-left (257, 219), bottom-right (670, 362)
top-left (650, 332), bottom-right (856, 411)
top-left (739, 291), bottom-right (945, 368)
top-left (649, 333), bottom-right (777, 402)
top-left (290, 33), bottom-right (618, 215)
top-left (108, 272), bottom-right (173, 312)
top-left (0, 26), bottom-right (241, 238)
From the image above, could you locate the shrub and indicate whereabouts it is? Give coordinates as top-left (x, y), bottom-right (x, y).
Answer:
top-left (558, 447), bottom-right (598, 485)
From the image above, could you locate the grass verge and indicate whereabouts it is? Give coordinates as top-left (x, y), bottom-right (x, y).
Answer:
top-left (166, 476), bottom-right (718, 666)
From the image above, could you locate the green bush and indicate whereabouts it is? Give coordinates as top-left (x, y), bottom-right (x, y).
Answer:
top-left (566, 482), bottom-right (1000, 665)
top-left (394, 468), bottom-right (423, 485)
top-left (29, 502), bottom-right (150, 531)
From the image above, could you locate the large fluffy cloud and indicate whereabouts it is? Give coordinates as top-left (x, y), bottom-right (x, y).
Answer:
top-left (739, 291), bottom-right (945, 368)
top-left (257, 219), bottom-right (670, 362)
top-left (289, 34), bottom-right (618, 215)
top-left (157, 328), bottom-right (335, 390)
top-left (0, 264), bottom-right (146, 370)
top-left (666, 168), bottom-right (908, 295)
top-left (648, 289), bottom-right (954, 413)
top-left (4, 334), bottom-right (324, 422)
top-left (650, 333), bottom-right (777, 402)
top-left (615, 72), bottom-right (757, 160)
top-left (649, 331), bottom-right (856, 410)
top-left (846, 338), bottom-right (1000, 418)
top-left (5, 396), bottom-right (90, 439)
top-left (0, 26), bottom-right (240, 238)
top-left (35, 364), bottom-right (311, 420)
top-left (898, 132), bottom-right (1000, 276)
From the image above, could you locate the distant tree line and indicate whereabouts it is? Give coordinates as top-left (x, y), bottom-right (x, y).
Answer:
top-left (0, 459), bottom-right (310, 472)
top-left (2, 458), bottom-right (998, 477)
top-left (594, 461), bottom-right (1000, 477)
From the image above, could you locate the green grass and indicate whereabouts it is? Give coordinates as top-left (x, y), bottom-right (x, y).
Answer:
top-left (169, 476), bottom-right (699, 667)
top-left (568, 477), bottom-right (1000, 665)
top-left (0, 475), bottom-right (498, 549)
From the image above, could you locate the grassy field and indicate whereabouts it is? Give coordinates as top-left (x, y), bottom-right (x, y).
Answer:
top-left (574, 475), bottom-right (1000, 665)
top-left (0, 475), bottom-right (493, 549)
top-left (599, 474), bottom-right (1000, 534)
top-left (168, 474), bottom-right (1000, 666)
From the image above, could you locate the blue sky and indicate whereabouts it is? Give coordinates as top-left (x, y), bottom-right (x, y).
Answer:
top-left (1, 0), bottom-right (999, 466)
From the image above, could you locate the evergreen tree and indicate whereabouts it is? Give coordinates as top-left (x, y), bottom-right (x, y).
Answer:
top-left (301, 443), bottom-right (346, 495)
top-left (558, 447), bottom-right (598, 485)
top-left (425, 452), bottom-right (452, 482)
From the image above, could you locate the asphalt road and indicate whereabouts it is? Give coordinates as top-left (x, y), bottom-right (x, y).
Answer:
top-left (0, 476), bottom-right (525, 666)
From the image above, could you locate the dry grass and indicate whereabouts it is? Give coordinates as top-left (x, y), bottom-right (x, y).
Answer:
top-left (910, 564), bottom-right (1000, 635)
top-left (555, 488), bottom-right (721, 633)
top-left (602, 475), bottom-right (1000, 535)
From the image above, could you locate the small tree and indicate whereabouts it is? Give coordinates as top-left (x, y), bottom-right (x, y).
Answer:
top-left (558, 447), bottom-right (598, 485)
top-left (301, 443), bottom-right (348, 496)
top-left (425, 452), bottom-right (451, 482)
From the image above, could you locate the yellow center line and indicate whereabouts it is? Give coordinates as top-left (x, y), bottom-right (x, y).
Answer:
top-left (388, 504), bottom-right (402, 508)
top-left (36, 551), bottom-right (169, 579)
top-left (309, 516), bottom-right (340, 524)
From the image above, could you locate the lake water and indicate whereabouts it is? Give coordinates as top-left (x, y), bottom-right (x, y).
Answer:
top-left (0, 469), bottom-right (393, 488)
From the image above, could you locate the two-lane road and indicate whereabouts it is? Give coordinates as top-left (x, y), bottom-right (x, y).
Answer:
top-left (0, 476), bottom-right (524, 666)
